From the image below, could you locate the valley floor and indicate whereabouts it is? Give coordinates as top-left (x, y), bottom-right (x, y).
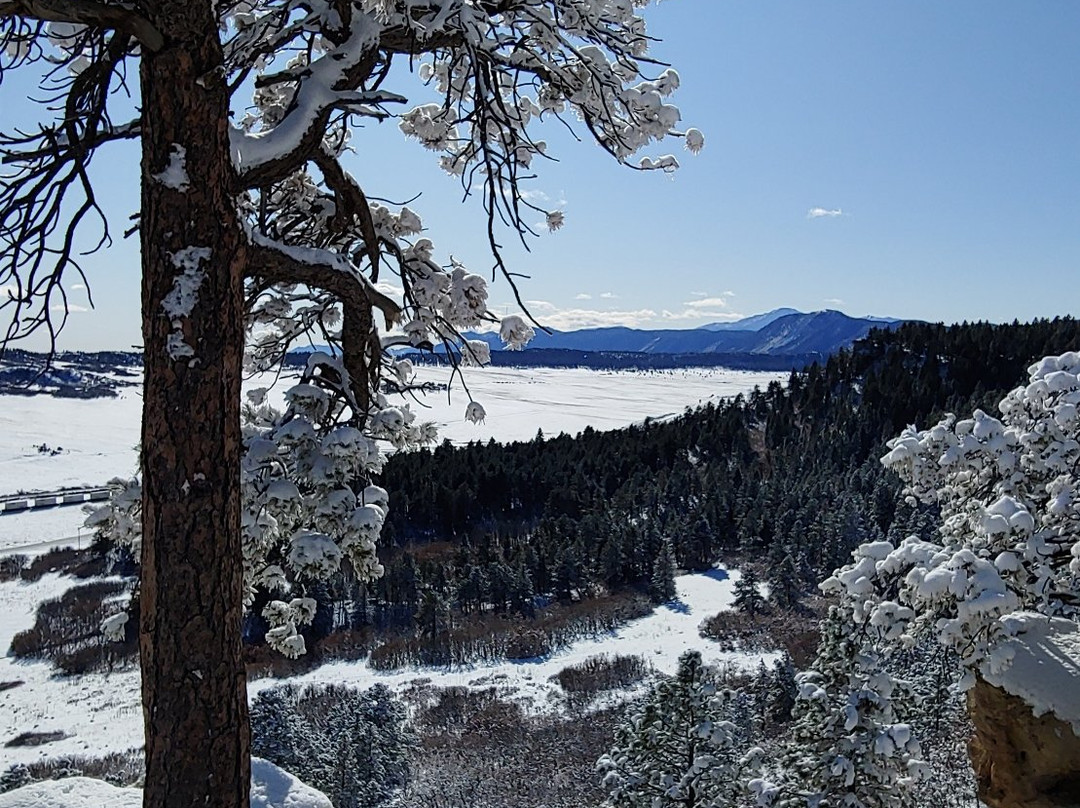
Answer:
top-left (0, 566), bottom-right (775, 767)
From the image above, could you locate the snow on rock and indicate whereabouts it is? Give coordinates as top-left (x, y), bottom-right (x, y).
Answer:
top-left (980, 613), bottom-right (1080, 734)
top-left (250, 757), bottom-right (333, 808)
top-left (0, 776), bottom-right (141, 808)
top-left (0, 759), bottom-right (331, 808)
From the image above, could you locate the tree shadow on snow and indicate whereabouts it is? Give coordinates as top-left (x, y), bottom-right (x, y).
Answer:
top-left (661, 599), bottom-right (690, 614)
top-left (699, 567), bottom-right (730, 583)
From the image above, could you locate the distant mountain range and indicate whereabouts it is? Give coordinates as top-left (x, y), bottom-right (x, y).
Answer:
top-left (0, 309), bottom-right (905, 395)
top-left (466, 309), bottom-right (903, 358)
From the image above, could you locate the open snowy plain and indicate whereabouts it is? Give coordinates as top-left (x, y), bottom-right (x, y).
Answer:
top-left (0, 365), bottom-right (785, 555)
top-left (0, 364), bottom-right (784, 768)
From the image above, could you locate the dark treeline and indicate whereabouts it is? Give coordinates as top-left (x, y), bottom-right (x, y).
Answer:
top-left (404, 347), bottom-right (822, 371)
top-left (356, 317), bottom-right (1080, 631)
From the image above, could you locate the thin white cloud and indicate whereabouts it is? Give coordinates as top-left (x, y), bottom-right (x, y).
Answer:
top-left (499, 300), bottom-right (746, 330)
top-left (808, 207), bottom-right (843, 219)
top-left (684, 296), bottom-right (731, 310)
top-left (823, 297), bottom-right (844, 306)
top-left (599, 291), bottom-right (619, 300)
top-left (722, 290), bottom-right (736, 297)
top-left (574, 293), bottom-right (592, 300)
top-left (662, 309), bottom-right (744, 322)
top-left (519, 189), bottom-right (550, 203)
top-left (690, 290), bottom-right (709, 298)
top-left (516, 300), bottom-right (657, 330)
top-left (51, 303), bottom-right (89, 313)
top-left (71, 283), bottom-right (87, 291)
top-left (375, 281), bottom-right (405, 298)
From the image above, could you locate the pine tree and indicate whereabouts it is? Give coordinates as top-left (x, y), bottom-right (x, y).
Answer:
top-left (733, 568), bottom-right (766, 615)
top-left (765, 654), bottom-right (797, 728)
top-left (598, 651), bottom-right (759, 808)
top-left (769, 553), bottom-right (802, 611)
top-left (764, 607), bottom-right (923, 808)
top-left (511, 558), bottom-right (535, 616)
top-left (249, 686), bottom-right (305, 768)
top-left (251, 683), bottom-right (412, 808)
top-left (648, 538), bottom-right (678, 604)
top-left (415, 585), bottom-right (454, 663)
top-left (301, 581), bottom-right (335, 646)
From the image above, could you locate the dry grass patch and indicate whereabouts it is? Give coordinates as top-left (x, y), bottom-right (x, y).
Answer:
top-left (700, 607), bottom-right (820, 668)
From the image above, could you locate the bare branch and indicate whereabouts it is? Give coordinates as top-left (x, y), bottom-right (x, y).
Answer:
top-left (0, 28), bottom-right (133, 354)
top-left (0, 0), bottom-right (163, 51)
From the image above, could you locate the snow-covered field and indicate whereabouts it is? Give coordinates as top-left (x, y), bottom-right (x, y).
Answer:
top-left (405, 365), bottom-right (787, 444)
top-left (0, 366), bottom-right (784, 555)
top-left (0, 567), bottom-right (774, 766)
top-left (0, 392), bottom-right (143, 495)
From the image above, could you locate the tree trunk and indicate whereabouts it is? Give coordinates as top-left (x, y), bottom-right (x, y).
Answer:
top-left (139, 2), bottom-right (250, 806)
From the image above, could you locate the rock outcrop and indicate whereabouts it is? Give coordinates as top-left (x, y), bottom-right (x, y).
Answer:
top-left (968, 678), bottom-right (1080, 808)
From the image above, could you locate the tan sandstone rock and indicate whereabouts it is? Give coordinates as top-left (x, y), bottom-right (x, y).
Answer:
top-left (967, 677), bottom-right (1080, 808)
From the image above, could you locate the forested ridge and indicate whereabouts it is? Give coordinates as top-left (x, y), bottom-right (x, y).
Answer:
top-left (361, 317), bottom-right (1080, 626)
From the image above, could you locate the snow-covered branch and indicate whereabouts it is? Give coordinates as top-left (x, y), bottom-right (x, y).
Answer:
top-left (230, 8), bottom-right (387, 186)
top-left (246, 228), bottom-right (401, 326)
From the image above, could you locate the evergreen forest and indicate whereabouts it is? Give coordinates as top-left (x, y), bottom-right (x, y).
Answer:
top-left (315, 317), bottom-right (1080, 647)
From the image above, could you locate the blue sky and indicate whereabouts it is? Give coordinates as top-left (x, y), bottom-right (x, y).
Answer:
top-left (7, 0), bottom-right (1080, 350)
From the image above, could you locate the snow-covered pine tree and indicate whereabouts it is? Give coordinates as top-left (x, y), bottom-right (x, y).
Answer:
top-left (598, 650), bottom-right (760, 808)
top-left (251, 682), bottom-right (412, 808)
top-left (249, 686), bottom-right (308, 770)
top-left (0, 2), bottom-right (701, 802)
top-left (769, 553), bottom-right (803, 611)
top-left (764, 654), bottom-right (797, 729)
top-left (756, 597), bottom-right (925, 808)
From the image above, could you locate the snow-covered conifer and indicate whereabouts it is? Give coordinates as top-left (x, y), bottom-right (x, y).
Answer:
top-left (598, 650), bottom-right (759, 808)
top-left (734, 568), bottom-right (766, 615)
top-left (761, 600), bottom-right (925, 808)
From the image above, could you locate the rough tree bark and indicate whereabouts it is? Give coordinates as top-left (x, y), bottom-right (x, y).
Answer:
top-left (138, 2), bottom-right (250, 806)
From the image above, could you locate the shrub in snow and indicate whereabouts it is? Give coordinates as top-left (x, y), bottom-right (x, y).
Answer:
top-left (598, 650), bottom-right (759, 808)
